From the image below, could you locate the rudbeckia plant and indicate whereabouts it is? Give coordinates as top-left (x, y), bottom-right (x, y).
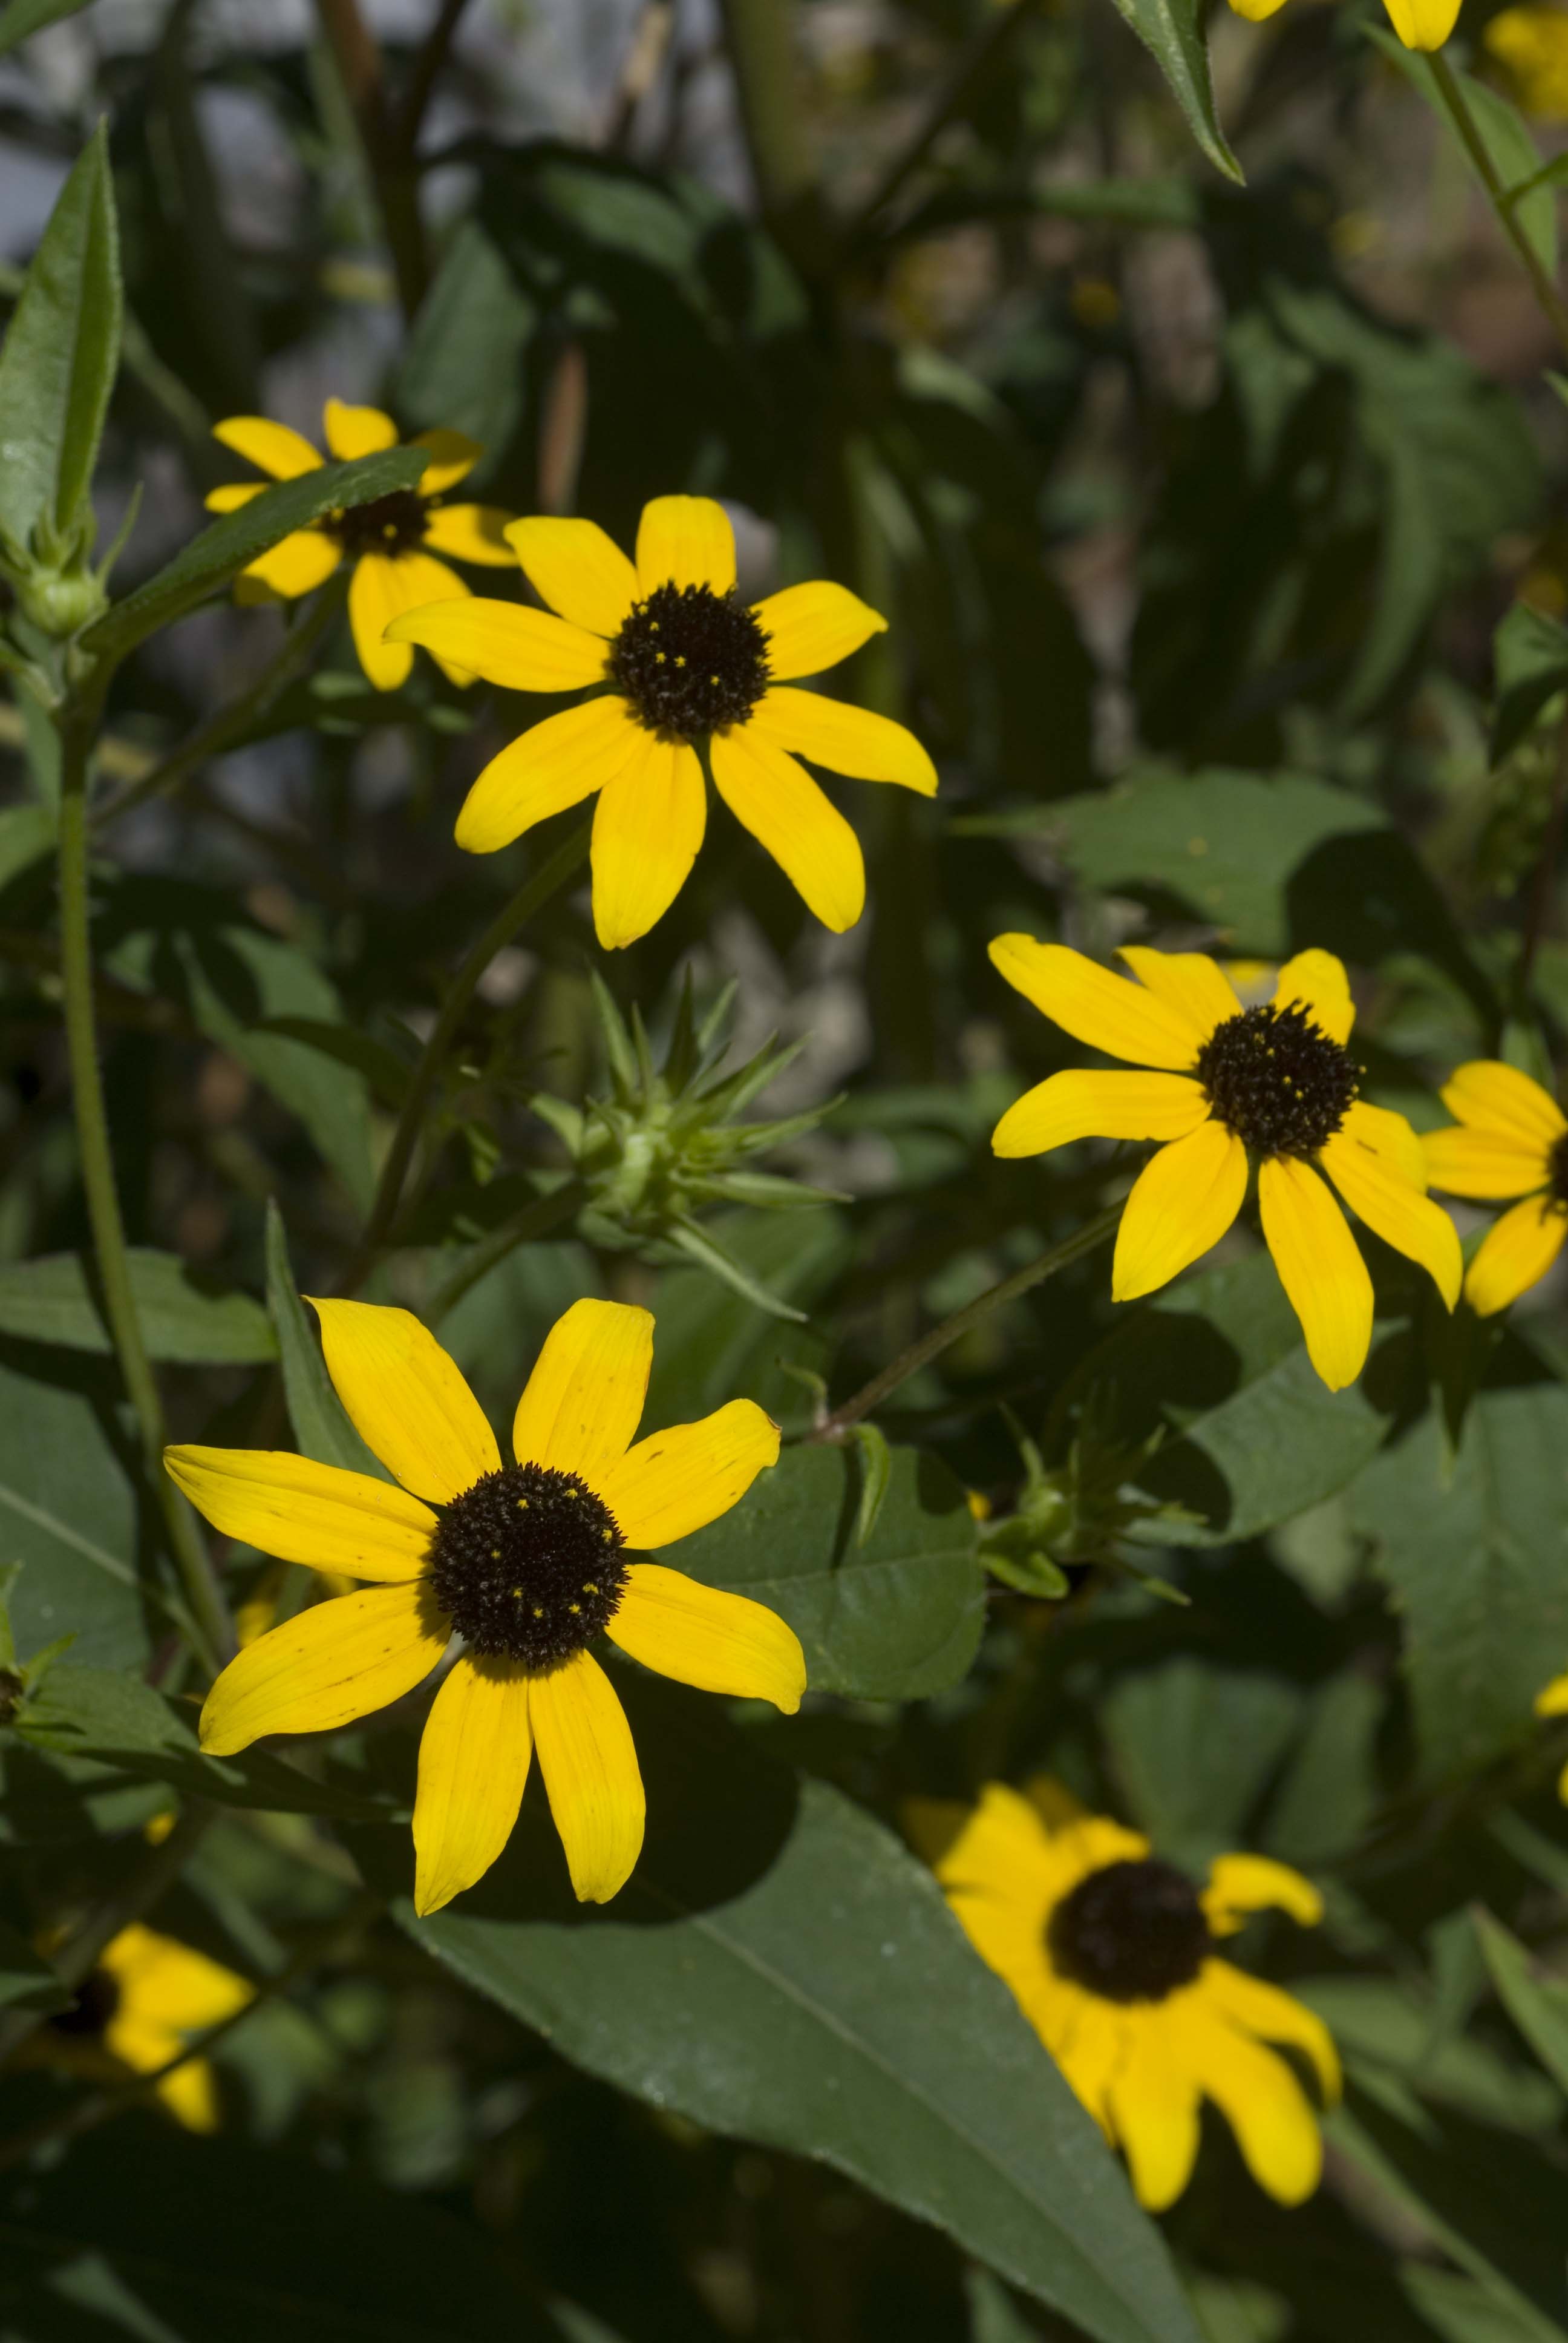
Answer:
top-left (40, 1925), bottom-right (251, 2132)
top-left (1420, 1059), bottom-right (1568, 1314)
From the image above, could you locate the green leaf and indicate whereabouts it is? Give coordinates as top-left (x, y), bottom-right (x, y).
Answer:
top-left (1263, 1671), bottom-right (1383, 1867)
top-left (395, 216), bottom-right (536, 454)
top-left (1100, 1658), bottom-right (1304, 1872)
top-left (0, 801), bottom-right (54, 890)
top-left (0, 1250), bottom-right (275, 1362)
top-left (1491, 600), bottom-right (1568, 765)
top-left (0, 119), bottom-right (120, 550)
top-left (1297, 1976), bottom-right (1562, 2134)
top-left (1400, 2266), bottom-right (1568, 2343)
top-left (675, 1439), bottom-right (984, 1700)
top-left (252, 1015), bottom-right (413, 1108)
top-left (264, 1200), bottom-right (388, 1479)
top-left (1368, 31), bottom-right (1555, 285)
top-left (852, 1420), bottom-right (892, 1546)
top-left (82, 445), bottom-right (426, 664)
top-left (1100, 0), bottom-right (1241, 184)
top-left (0, 1343), bottom-right (151, 1670)
top-left (0, 0), bottom-right (94, 53)
top-left (1474, 1909), bottom-right (1568, 2098)
top-left (0, 1918), bottom-right (67, 2013)
top-left (362, 1690), bottom-right (1201, 2343)
top-left (643, 1207), bottom-right (852, 1435)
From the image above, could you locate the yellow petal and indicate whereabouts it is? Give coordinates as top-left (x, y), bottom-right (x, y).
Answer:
top-left (529, 1651), bottom-right (645, 1903)
top-left (922, 1782), bottom-right (1057, 1901)
top-left (212, 415), bottom-right (322, 479)
top-left (350, 549), bottom-right (469, 692)
top-left (410, 425), bottom-right (482, 496)
top-left (1422, 1126), bottom-right (1549, 1201)
top-left (413, 1654), bottom-right (533, 1915)
top-left (1227, 0), bottom-right (1290, 19)
top-left (1319, 1126), bottom-right (1462, 1308)
top-left (322, 398), bottom-right (398, 459)
top-left (240, 529), bottom-right (341, 600)
top-left (987, 936), bottom-right (1206, 1072)
top-left (1111, 1119), bottom-right (1247, 1302)
top-left (591, 734), bottom-right (707, 948)
top-left (1440, 1059), bottom-right (1566, 1148)
top-left (635, 493), bottom-right (736, 595)
top-left (1256, 1155), bottom-right (1373, 1391)
top-left (751, 580), bottom-right (887, 680)
top-left (1465, 1193), bottom-right (1568, 1316)
top-left (101, 1924), bottom-right (251, 2030)
top-left (163, 1446), bottom-right (436, 1579)
top-left (1272, 949), bottom-right (1355, 1045)
top-left (505, 516), bottom-right (638, 634)
top-left (1203, 1852), bottom-right (1324, 1933)
top-left (1106, 2011), bottom-right (1201, 2212)
top-left (384, 597), bottom-right (607, 690)
top-left (308, 1299), bottom-right (501, 1504)
top-left (1381, 0), bottom-right (1462, 45)
top-left (1118, 946), bottom-right (1242, 1041)
top-left (511, 1296), bottom-right (653, 1481)
top-left (991, 1069), bottom-right (1210, 1158)
top-left (420, 503), bottom-right (517, 566)
top-left (748, 687), bottom-right (937, 795)
top-left (1055, 1998), bottom-right (1125, 2140)
top-left (1201, 1962), bottom-right (1341, 2103)
top-left (1345, 1099), bottom-right (1430, 1190)
top-left (156, 2060), bottom-right (221, 2132)
top-left (710, 726), bottom-right (864, 932)
top-left (198, 1579), bottom-right (448, 1757)
top-left (1171, 1999), bottom-right (1322, 2204)
top-left (455, 693), bottom-right (646, 855)
top-left (607, 1562), bottom-right (804, 1711)
top-left (204, 482), bottom-right (266, 513)
top-left (1535, 1671), bottom-right (1568, 1717)
top-left (595, 1398), bottom-right (781, 1548)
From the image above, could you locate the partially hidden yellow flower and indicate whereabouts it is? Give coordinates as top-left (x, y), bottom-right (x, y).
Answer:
top-left (167, 1296), bottom-right (803, 1915)
top-left (382, 494), bottom-right (938, 950)
top-left (1485, 5), bottom-right (1568, 117)
top-left (988, 939), bottom-right (1462, 1391)
top-left (1227, 0), bottom-right (1459, 53)
top-left (1536, 1670), bottom-right (1568, 1797)
top-left (206, 399), bottom-right (515, 690)
top-left (1421, 1060), bottom-right (1568, 1315)
top-left (908, 1780), bottom-right (1339, 2212)
top-left (42, 1924), bottom-right (252, 2132)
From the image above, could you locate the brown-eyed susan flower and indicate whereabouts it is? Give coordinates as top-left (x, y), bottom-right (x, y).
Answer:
top-left (1420, 1061), bottom-right (1568, 1316)
top-left (907, 1781), bottom-right (1339, 2212)
top-left (42, 1924), bottom-right (252, 2132)
top-left (381, 494), bottom-right (937, 950)
top-left (988, 939), bottom-right (1462, 1391)
top-left (1227, 0), bottom-right (1458, 50)
top-left (205, 399), bottom-right (515, 691)
top-left (166, 1297), bottom-right (802, 1915)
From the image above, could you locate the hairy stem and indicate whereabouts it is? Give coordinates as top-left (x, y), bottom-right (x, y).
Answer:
top-left (1429, 52), bottom-right (1568, 364)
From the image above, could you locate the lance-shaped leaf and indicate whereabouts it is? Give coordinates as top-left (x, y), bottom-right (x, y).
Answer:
top-left (1102, 0), bottom-right (1241, 185)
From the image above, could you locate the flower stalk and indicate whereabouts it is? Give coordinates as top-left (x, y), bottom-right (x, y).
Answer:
top-left (1428, 51), bottom-right (1568, 363)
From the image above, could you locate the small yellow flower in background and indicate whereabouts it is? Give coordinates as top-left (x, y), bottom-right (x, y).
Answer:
top-left (44, 1924), bottom-right (252, 2132)
top-left (1227, 0), bottom-right (1459, 53)
top-left (1535, 1671), bottom-right (1568, 1794)
top-left (988, 939), bottom-right (1462, 1390)
top-left (1421, 1061), bottom-right (1568, 1315)
top-left (908, 1780), bottom-right (1339, 2212)
top-left (383, 493), bottom-right (938, 950)
top-left (1485, 5), bottom-right (1568, 116)
top-left (167, 1297), bottom-right (802, 1915)
top-left (206, 399), bottom-right (515, 691)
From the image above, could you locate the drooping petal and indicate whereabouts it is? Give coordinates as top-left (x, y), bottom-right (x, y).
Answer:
top-left (595, 1399), bottom-right (780, 1548)
top-left (511, 1296), bottom-right (653, 1482)
top-left (748, 687), bottom-right (937, 795)
top-left (1319, 1126), bottom-right (1463, 1308)
top-left (309, 1299), bottom-right (501, 1504)
top-left (751, 580), bottom-right (887, 680)
top-left (635, 494), bottom-right (735, 595)
top-left (239, 529), bottom-right (341, 600)
top-left (419, 504), bottom-right (516, 566)
top-left (413, 1654), bottom-right (533, 1915)
top-left (987, 937), bottom-right (1206, 1072)
top-left (1345, 1099), bottom-right (1431, 1189)
top-left (454, 694), bottom-right (646, 855)
top-left (608, 1563), bottom-right (803, 1710)
top-left (1203, 1853), bottom-right (1324, 1933)
top-left (383, 597), bottom-right (607, 691)
top-left (1465, 1193), bottom-right (1568, 1317)
top-left (1440, 1059), bottom-right (1567, 1149)
top-left (591, 735), bottom-right (707, 949)
top-left (323, 398), bottom-right (398, 459)
top-left (1201, 1962), bottom-right (1341, 2103)
top-left (1171, 1999), bottom-right (1322, 2205)
top-left (529, 1651), bottom-right (645, 1903)
top-left (410, 426), bottom-right (482, 496)
top-left (1111, 1119), bottom-right (1247, 1302)
top-left (1422, 1126), bottom-right (1550, 1201)
top-left (991, 1069), bottom-right (1210, 1159)
top-left (1256, 1155), bottom-right (1373, 1392)
top-left (164, 1446), bottom-right (436, 1579)
top-left (350, 549), bottom-right (469, 692)
top-left (212, 415), bottom-right (322, 479)
top-left (204, 482), bottom-right (266, 513)
top-left (505, 515), bottom-right (639, 634)
top-left (1106, 2011), bottom-right (1202, 2212)
top-left (1380, 0), bottom-right (1463, 47)
top-left (1272, 949), bottom-right (1355, 1045)
top-left (710, 726), bottom-right (864, 932)
top-left (1117, 947), bottom-right (1242, 1042)
top-left (198, 1580), bottom-right (449, 1757)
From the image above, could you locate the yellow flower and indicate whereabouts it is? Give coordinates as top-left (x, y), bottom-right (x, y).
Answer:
top-left (381, 494), bottom-right (938, 950)
top-left (988, 939), bottom-right (1461, 1391)
top-left (205, 399), bottom-right (515, 691)
top-left (1536, 1670), bottom-right (1568, 1797)
top-left (166, 1297), bottom-right (803, 1915)
top-left (1421, 1060), bottom-right (1568, 1315)
top-left (908, 1780), bottom-right (1339, 2212)
top-left (1227, 0), bottom-right (1459, 51)
top-left (44, 1924), bottom-right (252, 2132)
top-left (1485, 5), bottom-right (1568, 116)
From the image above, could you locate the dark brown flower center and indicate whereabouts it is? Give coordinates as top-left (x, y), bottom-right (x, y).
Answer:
top-left (1550, 1132), bottom-right (1568, 1206)
top-left (1047, 1858), bottom-right (1212, 2002)
top-left (327, 487), bottom-right (430, 560)
top-left (1196, 1003), bottom-right (1359, 1159)
top-left (609, 580), bottom-right (771, 737)
top-left (50, 1966), bottom-right (120, 2037)
top-left (428, 1462), bottom-right (627, 1668)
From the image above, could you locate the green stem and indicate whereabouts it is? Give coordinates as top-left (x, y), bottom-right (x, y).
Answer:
top-left (815, 1203), bottom-right (1123, 1440)
top-left (426, 1179), bottom-right (589, 1324)
top-left (57, 714), bottom-right (229, 1673)
top-left (341, 818), bottom-right (593, 1289)
top-left (716, 0), bottom-right (814, 220)
top-left (1429, 51), bottom-right (1568, 364)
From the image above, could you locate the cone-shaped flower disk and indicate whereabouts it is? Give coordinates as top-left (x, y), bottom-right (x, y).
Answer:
top-left (206, 400), bottom-right (515, 689)
top-left (1420, 1059), bottom-right (1568, 1316)
top-left (382, 494), bottom-right (938, 949)
top-left (908, 1781), bottom-right (1340, 2212)
top-left (988, 939), bottom-right (1462, 1390)
top-left (41, 1924), bottom-right (252, 2132)
top-left (168, 1297), bottom-right (803, 1913)
top-left (1227, 0), bottom-right (1459, 54)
